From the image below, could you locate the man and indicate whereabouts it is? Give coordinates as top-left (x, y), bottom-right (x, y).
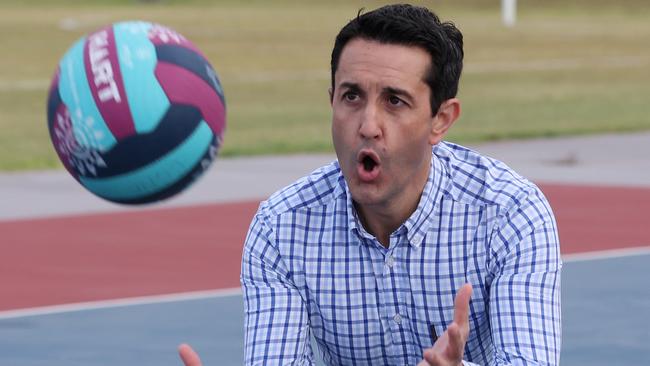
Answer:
top-left (181, 4), bottom-right (561, 365)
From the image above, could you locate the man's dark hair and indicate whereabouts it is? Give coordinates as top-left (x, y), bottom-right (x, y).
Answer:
top-left (330, 4), bottom-right (464, 115)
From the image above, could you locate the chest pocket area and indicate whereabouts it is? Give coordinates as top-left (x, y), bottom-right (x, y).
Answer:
top-left (306, 265), bottom-right (385, 361)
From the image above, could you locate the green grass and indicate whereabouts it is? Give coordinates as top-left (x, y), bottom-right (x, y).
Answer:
top-left (1, 1), bottom-right (649, 171)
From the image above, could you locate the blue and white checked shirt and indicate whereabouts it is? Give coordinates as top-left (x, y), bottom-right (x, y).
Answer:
top-left (241, 142), bottom-right (561, 365)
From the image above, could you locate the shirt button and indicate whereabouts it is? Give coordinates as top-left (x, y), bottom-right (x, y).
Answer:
top-left (386, 255), bottom-right (395, 268)
top-left (393, 314), bottom-right (402, 325)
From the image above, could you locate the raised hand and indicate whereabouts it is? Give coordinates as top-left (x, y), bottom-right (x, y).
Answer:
top-left (418, 283), bottom-right (472, 366)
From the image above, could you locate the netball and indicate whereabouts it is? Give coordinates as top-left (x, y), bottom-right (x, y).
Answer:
top-left (46, 21), bottom-right (226, 204)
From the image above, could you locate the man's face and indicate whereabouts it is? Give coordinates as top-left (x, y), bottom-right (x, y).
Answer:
top-left (331, 38), bottom-right (442, 212)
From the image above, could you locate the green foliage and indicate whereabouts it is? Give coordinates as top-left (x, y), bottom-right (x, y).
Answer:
top-left (0, 1), bottom-right (648, 170)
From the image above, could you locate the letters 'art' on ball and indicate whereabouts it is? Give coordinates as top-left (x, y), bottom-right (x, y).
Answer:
top-left (47, 21), bottom-right (226, 204)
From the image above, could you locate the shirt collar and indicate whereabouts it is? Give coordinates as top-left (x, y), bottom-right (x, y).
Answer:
top-left (341, 175), bottom-right (373, 241)
top-left (338, 152), bottom-right (447, 247)
top-left (331, 162), bottom-right (365, 238)
top-left (403, 154), bottom-right (446, 248)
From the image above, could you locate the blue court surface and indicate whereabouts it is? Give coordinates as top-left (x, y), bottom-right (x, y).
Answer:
top-left (0, 251), bottom-right (648, 365)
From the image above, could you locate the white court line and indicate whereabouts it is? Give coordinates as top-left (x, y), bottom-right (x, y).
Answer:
top-left (0, 246), bottom-right (648, 320)
top-left (0, 287), bottom-right (241, 320)
top-left (562, 245), bottom-right (650, 263)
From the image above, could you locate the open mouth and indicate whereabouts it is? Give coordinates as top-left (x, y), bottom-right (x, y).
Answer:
top-left (356, 150), bottom-right (381, 182)
top-left (362, 154), bottom-right (377, 171)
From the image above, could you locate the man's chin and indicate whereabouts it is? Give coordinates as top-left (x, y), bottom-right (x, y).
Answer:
top-left (349, 183), bottom-right (384, 207)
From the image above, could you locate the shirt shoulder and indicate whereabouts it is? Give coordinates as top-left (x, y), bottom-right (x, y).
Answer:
top-left (434, 141), bottom-right (543, 210)
top-left (259, 160), bottom-right (345, 218)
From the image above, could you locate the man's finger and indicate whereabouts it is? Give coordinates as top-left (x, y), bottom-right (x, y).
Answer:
top-left (422, 348), bottom-right (441, 365)
top-left (445, 323), bottom-right (465, 360)
top-left (178, 343), bottom-right (202, 366)
top-left (453, 283), bottom-right (473, 329)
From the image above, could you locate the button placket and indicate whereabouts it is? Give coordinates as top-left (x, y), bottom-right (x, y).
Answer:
top-left (386, 254), bottom-right (395, 268)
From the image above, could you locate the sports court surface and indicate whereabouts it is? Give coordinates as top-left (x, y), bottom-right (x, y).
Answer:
top-left (1, 132), bottom-right (649, 365)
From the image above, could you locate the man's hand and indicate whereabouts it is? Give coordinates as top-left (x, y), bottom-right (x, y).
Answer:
top-left (178, 344), bottom-right (202, 366)
top-left (418, 283), bottom-right (472, 366)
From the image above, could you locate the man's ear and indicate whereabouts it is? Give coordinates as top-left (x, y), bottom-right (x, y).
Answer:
top-left (429, 98), bottom-right (461, 145)
top-left (328, 87), bottom-right (334, 105)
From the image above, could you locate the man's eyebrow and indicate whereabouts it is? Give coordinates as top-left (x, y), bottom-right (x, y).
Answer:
top-left (338, 82), bottom-right (362, 92)
top-left (384, 86), bottom-right (415, 103)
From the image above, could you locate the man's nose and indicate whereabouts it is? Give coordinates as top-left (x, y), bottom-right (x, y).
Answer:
top-left (358, 104), bottom-right (382, 140)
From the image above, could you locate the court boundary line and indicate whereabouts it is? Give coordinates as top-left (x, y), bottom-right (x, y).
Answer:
top-left (1, 245), bottom-right (648, 320)
top-left (562, 245), bottom-right (650, 262)
top-left (0, 287), bottom-right (241, 320)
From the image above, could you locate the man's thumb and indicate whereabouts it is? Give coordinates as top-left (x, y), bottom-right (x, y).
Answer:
top-left (178, 343), bottom-right (202, 366)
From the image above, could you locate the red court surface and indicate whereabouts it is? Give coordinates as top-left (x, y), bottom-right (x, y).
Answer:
top-left (1, 183), bottom-right (648, 312)
top-left (0, 201), bottom-right (259, 311)
top-left (542, 184), bottom-right (650, 253)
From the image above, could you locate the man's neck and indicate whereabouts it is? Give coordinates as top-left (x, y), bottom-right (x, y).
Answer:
top-left (355, 203), bottom-right (408, 248)
top-left (354, 169), bottom-right (430, 248)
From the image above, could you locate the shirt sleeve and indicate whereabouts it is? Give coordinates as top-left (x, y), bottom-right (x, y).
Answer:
top-left (241, 210), bottom-right (315, 366)
top-left (488, 187), bottom-right (562, 365)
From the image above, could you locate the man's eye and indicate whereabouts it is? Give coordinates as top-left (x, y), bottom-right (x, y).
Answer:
top-left (343, 92), bottom-right (359, 102)
top-left (388, 96), bottom-right (404, 106)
